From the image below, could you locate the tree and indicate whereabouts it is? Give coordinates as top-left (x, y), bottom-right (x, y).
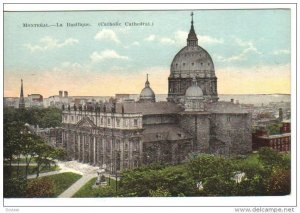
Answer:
top-left (119, 164), bottom-right (198, 197)
top-left (4, 177), bottom-right (27, 198)
top-left (26, 178), bottom-right (55, 198)
top-left (149, 187), bottom-right (171, 197)
top-left (266, 168), bottom-right (290, 195)
top-left (187, 154), bottom-right (235, 181)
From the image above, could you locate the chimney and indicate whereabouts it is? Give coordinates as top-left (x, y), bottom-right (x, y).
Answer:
top-left (59, 90), bottom-right (63, 97)
top-left (279, 108), bottom-right (283, 122)
top-left (64, 91), bottom-right (68, 98)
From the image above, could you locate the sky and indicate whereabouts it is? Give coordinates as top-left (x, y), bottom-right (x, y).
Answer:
top-left (4, 9), bottom-right (291, 97)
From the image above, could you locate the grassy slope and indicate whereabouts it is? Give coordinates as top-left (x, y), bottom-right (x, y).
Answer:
top-left (73, 177), bottom-right (116, 198)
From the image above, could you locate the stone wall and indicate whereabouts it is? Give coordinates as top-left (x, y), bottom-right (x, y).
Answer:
top-left (179, 113), bottom-right (211, 153)
top-left (210, 113), bottom-right (252, 154)
top-left (142, 140), bottom-right (192, 165)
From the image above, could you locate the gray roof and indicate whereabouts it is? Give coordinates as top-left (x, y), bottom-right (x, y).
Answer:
top-left (115, 101), bottom-right (183, 115)
top-left (207, 101), bottom-right (249, 114)
top-left (142, 124), bottom-right (192, 143)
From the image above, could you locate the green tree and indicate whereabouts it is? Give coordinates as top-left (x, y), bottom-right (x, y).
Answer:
top-left (149, 187), bottom-right (171, 197)
top-left (119, 164), bottom-right (198, 197)
top-left (4, 177), bottom-right (27, 198)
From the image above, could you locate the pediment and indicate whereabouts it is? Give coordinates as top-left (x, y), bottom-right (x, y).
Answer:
top-left (76, 117), bottom-right (96, 128)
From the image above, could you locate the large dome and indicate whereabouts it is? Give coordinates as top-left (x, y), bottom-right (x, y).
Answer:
top-left (171, 45), bottom-right (215, 78)
top-left (170, 13), bottom-right (215, 79)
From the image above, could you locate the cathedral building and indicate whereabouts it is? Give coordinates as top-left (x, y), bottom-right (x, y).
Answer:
top-left (61, 14), bottom-right (252, 174)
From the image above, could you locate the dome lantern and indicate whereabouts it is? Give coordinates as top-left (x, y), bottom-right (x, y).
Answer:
top-left (187, 12), bottom-right (198, 46)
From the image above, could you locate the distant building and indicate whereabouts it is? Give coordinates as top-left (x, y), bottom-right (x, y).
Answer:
top-left (4, 97), bottom-right (19, 108)
top-left (252, 121), bottom-right (291, 152)
top-left (45, 91), bottom-right (70, 108)
top-left (28, 94), bottom-right (43, 107)
top-left (115, 94), bottom-right (130, 102)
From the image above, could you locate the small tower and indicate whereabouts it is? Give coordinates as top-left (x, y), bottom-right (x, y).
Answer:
top-left (139, 74), bottom-right (156, 103)
top-left (185, 76), bottom-right (204, 111)
top-left (19, 79), bottom-right (25, 109)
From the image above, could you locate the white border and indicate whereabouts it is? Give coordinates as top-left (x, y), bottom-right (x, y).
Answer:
top-left (1, 2), bottom-right (298, 211)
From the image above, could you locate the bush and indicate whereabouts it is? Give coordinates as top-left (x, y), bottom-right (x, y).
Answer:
top-left (4, 177), bottom-right (27, 198)
top-left (266, 169), bottom-right (291, 195)
top-left (26, 178), bottom-right (55, 198)
top-left (149, 187), bottom-right (171, 197)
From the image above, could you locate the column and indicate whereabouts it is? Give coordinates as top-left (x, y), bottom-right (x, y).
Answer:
top-left (93, 137), bottom-right (96, 165)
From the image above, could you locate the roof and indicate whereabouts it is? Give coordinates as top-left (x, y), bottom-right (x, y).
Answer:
top-left (171, 45), bottom-right (215, 77)
top-left (142, 124), bottom-right (193, 143)
top-left (207, 101), bottom-right (249, 114)
top-left (258, 133), bottom-right (291, 140)
top-left (115, 101), bottom-right (184, 115)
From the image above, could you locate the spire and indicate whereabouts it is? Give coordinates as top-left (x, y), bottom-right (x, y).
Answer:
top-left (187, 12), bottom-right (198, 46)
top-left (145, 74), bottom-right (150, 87)
top-left (19, 79), bottom-right (25, 109)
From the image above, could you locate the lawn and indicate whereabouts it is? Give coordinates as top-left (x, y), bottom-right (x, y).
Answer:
top-left (73, 177), bottom-right (117, 198)
top-left (29, 172), bottom-right (82, 197)
top-left (4, 164), bottom-right (59, 178)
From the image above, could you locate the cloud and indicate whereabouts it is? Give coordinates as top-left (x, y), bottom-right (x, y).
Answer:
top-left (94, 29), bottom-right (120, 43)
top-left (90, 49), bottom-right (129, 62)
top-left (145, 30), bottom-right (223, 46)
top-left (216, 38), bottom-right (262, 62)
top-left (24, 36), bottom-right (79, 52)
top-left (123, 41), bottom-right (140, 49)
top-left (132, 41), bottom-right (140, 46)
top-left (159, 37), bottom-right (175, 45)
top-left (198, 35), bottom-right (223, 45)
top-left (144, 34), bottom-right (156, 41)
top-left (273, 49), bottom-right (290, 55)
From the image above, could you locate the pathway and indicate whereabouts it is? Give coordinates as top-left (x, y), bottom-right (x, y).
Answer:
top-left (58, 173), bottom-right (97, 198)
top-left (27, 170), bottom-right (63, 179)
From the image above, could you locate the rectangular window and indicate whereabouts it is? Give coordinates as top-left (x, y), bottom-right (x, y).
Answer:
top-left (134, 119), bottom-right (138, 127)
top-left (116, 118), bottom-right (120, 127)
top-left (71, 116), bottom-right (74, 121)
top-left (227, 116), bottom-right (231, 122)
top-left (107, 118), bottom-right (111, 125)
top-left (100, 117), bottom-right (103, 125)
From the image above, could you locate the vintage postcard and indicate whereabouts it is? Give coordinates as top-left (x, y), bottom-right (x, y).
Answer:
top-left (2, 3), bottom-right (297, 212)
